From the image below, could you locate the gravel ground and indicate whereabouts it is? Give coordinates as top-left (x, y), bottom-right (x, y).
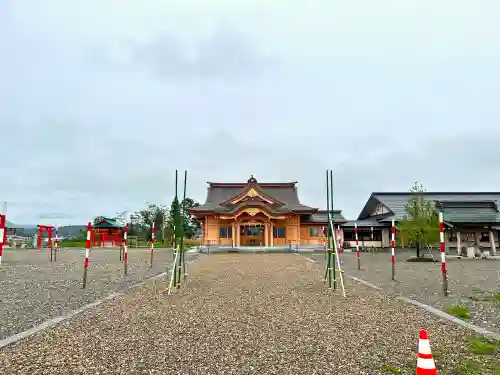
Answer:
top-left (0, 253), bottom-right (498, 374)
top-left (0, 247), bottom-right (195, 340)
top-left (309, 249), bottom-right (500, 333)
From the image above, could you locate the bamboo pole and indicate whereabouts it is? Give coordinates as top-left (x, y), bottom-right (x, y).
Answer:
top-left (328, 215), bottom-right (346, 298)
top-left (324, 170), bottom-right (333, 289)
top-left (329, 170), bottom-right (337, 290)
top-left (168, 246), bottom-right (180, 295)
top-left (182, 171), bottom-right (188, 280)
top-left (176, 172), bottom-right (183, 289)
top-left (323, 170), bottom-right (346, 296)
top-left (177, 170), bottom-right (187, 285)
top-left (172, 170), bottom-right (179, 288)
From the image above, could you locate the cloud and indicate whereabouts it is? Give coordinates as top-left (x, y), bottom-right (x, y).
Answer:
top-left (130, 27), bottom-right (277, 82)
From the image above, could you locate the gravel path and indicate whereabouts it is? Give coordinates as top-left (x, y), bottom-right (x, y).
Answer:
top-left (0, 247), bottom-right (192, 340)
top-left (0, 253), bottom-right (498, 374)
top-left (309, 249), bottom-right (500, 333)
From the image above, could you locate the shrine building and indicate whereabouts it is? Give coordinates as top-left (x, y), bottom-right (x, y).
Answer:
top-left (188, 176), bottom-right (346, 247)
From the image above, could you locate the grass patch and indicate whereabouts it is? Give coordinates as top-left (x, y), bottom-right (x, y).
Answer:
top-left (468, 291), bottom-right (500, 307)
top-left (468, 336), bottom-right (499, 355)
top-left (60, 240), bottom-right (87, 247)
top-left (446, 305), bottom-right (470, 319)
top-left (494, 292), bottom-right (500, 307)
top-left (380, 364), bottom-right (401, 374)
top-left (456, 359), bottom-right (483, 375)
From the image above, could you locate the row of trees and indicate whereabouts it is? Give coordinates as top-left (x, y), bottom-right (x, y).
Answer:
top-left (98, 197), bottom-right (201, 244)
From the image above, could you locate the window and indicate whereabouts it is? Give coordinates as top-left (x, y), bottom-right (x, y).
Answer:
top-left (343, 229), bottom-right (355, 241)
top-left (219, 227), bottom-right (232, 238)
top-left (480, 232), bottom-right (489, 241)
top-left (308, 227), bottom-right (321, 237)
top-left (361, 228), bottom-right (372, 241)
top-left (273, 227), bottom-right (285, 238)
top-left (448, 230), bottom-right (457, 241)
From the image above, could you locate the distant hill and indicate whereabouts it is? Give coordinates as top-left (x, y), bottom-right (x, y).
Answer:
top-left (15, 225), bottom-right (87, 239)
top-left (16, 224), bottom-right (37, 229)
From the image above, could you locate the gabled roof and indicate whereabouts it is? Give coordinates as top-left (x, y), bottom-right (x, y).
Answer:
top-left (93, 217), bottom-right (123, 229)
top-left (219, 178), bottom-right (284, 205)
top-left (302, 210), bottom-right (347, 224)
top-left (343, 218), bottom-right (387, 228)
top-left (189, 176), bottom-right (317, 216)
top-left (358, 192), bottom-right (500, 224)
top-left (436, 200), bottom-right (500, 224)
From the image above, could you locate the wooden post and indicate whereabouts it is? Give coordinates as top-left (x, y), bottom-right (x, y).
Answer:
top-left (489, 230), bottom-right (497, 256)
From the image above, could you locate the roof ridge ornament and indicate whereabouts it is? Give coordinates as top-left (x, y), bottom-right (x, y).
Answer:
top-left (247, 175), bottom-right (257, 184)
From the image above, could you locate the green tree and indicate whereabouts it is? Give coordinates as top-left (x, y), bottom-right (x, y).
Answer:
top-left (165, 197), bottom-right (200, 245)
top-left (93, 216), bottom-right (104, 225)
top-left (136, 203), bottom-right (168, 242)
top-left (182, 198), bottom-right (201, 238)
top-left (397, 181), bottom-right (439, 257)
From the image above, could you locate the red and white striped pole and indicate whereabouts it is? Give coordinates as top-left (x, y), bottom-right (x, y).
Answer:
top-left (51, 225), bottom-right (59, 262)
top-left (371, 226), bottom-right (374, 252)
top-left (123, 224), bottom-right (128, 276)
top-left (322, 226), bottom-right (327, 260)
top-left (0, 202), bottom-right (7, 266)
top-left (82, 221), bottom-right (91, 289)
top-left (336, 225), bottom-right (342, 253)
top-left (439, 211), bottom-right (448, 296)
top-left (150, 223), bottom-right (155, 268)
top-left (391, 219), bottom-right (396, 280)
top-left (354, 223), bottom-right (360, 270)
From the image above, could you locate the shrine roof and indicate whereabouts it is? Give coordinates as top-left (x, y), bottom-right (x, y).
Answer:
top-left (190, 176), bottom-right (317, 215)
top-left (93, 217), bottom-right (124, 229)
top-left (358, 192), bottom-right (500, 225)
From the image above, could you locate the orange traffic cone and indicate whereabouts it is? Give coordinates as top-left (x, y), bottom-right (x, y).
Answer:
top-left (416, 329), bottom-right (437, 374)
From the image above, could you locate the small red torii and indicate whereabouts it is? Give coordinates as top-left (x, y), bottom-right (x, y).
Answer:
top-left (37, 224), bottom-right (54, 248)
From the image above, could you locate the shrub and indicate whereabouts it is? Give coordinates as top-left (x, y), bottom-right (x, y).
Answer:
top-left (446, 305), bottom-right (470, 319)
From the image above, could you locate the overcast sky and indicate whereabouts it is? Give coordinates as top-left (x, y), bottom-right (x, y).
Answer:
top-left (1, 1), bottom-right (499, 225)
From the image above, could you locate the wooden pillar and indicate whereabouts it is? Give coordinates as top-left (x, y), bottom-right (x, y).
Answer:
top-left (295, 216), bottom-right (300, 245)
top-left (489, 230), bottom-right (496, 256)
top-left (204, 217), bottom-right (207, 246)
top-left (236, 223), bottom-right (240, 247)
top-left (270, 222), bottom-right (274, 247)
top-left (264, 223), bottom-right (269, 247)
top-left (37, 226), bottom-right (43, 248)
top-left (47, 227), bottom-right (53, 248)
top-left (232, 223), bottom-right (236, 248)
top-left (456, 231), bottom-right (461, 256)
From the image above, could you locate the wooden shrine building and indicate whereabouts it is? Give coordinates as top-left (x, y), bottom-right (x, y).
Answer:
top-left (189, 176), bottom-right (346, 247)
top-left (92, 217), bottom-right (124, 247)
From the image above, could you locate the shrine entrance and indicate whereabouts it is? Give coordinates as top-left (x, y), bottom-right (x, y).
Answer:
top-left (92, 217), bottom-right (124, 248)
top-left (240, 223), bottom-right (265, 246)
top-left (37, 224), bottom-right (54, 248)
